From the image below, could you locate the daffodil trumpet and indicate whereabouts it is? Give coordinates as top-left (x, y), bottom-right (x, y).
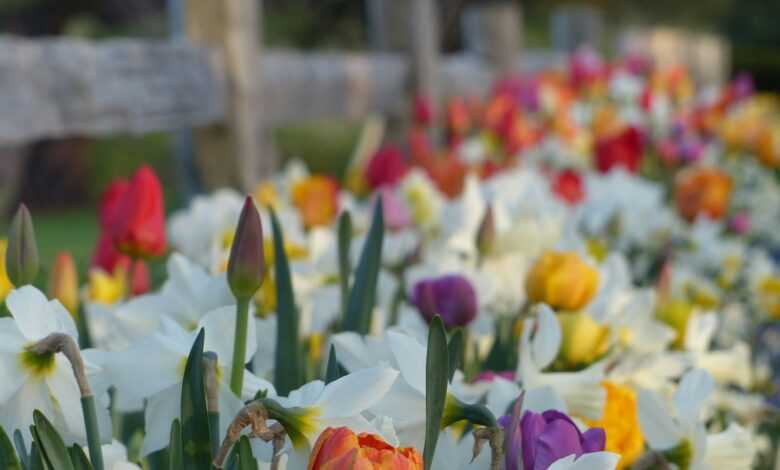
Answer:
top-left (27, 333), bottom-right (105, 470)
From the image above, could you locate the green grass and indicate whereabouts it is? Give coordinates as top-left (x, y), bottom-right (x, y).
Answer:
top-left (274, 119), bottom-right (361, 180)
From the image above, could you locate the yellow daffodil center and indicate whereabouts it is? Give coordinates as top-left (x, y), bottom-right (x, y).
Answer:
top-left (584, 382), bottom-right (644, 469)
top-left (586, 238), bottom-right (609, 263)
top-left (662, 438), bottom-right (693, 470)
top-left (758, 276), bottom-right (780, 319)
top-left (254, 181), bottom-right (279, 209)
top-left (261, 398), bottom-right (321, 449)
top-left (88, 268), bottom-right (126, 305)
top-left (19, 348), bottom-right (56, 378)
top-left (254, 274), bottom-right (277, 317)
top-left (656, 298), bottom-right (695, 349)
top-left (556, 311), bottom-right (610, 369)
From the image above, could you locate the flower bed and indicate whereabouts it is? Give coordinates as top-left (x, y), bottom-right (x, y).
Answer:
top-left (1, 47), bottom-right (780, 469)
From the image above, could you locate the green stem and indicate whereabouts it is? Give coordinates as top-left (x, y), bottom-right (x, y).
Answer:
top-left (230, 298), bottom-right (251, 396)
top-left (81, 396), bottom-right (105, 470)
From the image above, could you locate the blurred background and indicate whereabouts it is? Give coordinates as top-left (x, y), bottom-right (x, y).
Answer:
top-left (0, 0), bottom-right (778, 271)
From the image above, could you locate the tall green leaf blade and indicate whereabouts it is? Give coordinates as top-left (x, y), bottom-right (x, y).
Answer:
top-left (236, 436), bottom-right (258, 470)
top-left (337, 211), bottom-right (353, 318)
top-left (68, 445), bottom-right (93, 470)
top-left (324, 344), bottom-right (344, 384)
top-left (342, 198), bottom-right (384, 334)
top-left (13, 430), bottom-right (29, 470)
top-left (447, 328), bottom-right (464, 382)
top-left (32, 411), bottom-right (75, 470)
top-left (0, 426), bottom-right (21, 470)
top-left (28, 443), bottom-right (44, 470)
top-left (168, 418), bottom-right (183, 470)
top-left (270, 210), bottom-right (303, 396)
top-left (423, 316), bottom-right (449, 470)
top-left (181, 329), bottom-right (212, 470)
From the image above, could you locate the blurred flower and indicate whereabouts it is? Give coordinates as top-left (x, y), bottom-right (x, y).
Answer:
top-left (526, 251), bottom-right (599, 311)
top-left (446, 97), bottom-right (471, 145)
top-left (552, 169), bottom-right (585, 205)
top-left (674, 166), bottom-right (732, 222)
top-left (308, 426), bottom-right (422, 470)
top-left (501, 407), bottom-right (606, 470)
top-left (379, 187), bottom-right (412, 231)
top-left (595, 126), bottom-right (643, 174)
top-left (366, 145), bottom-right (409, 190)
top-left (584, 382), bottom-right (644, 470)
top-left (254, 181), bottom-right (279, 209)
top-left (49, 251), bottom-right (79, 317)
top-left (655, 298), bottom-right (694, 349)
top-left (413, 95), bottom-right (433, 128)
top-left (130, 260), bottom-right (150, 297)
top-left (111, 165), bottom-right (167, 259)
top-left (570, 45), bottom-right (606, 90)
top-left (88, 266), bottom-right (126, 306)
top-left (292, 176), bottom-right (340, 229)
top-left (0, 240), bottom-right (14, 303)
top-left (412, 274), bottom-right (477, 328)
top-left (756, 124), bottom-right (780, 168)
top-left (557, 312), bottom-right (610, 368)
top-left (729, 212), bottom-right (751, 235)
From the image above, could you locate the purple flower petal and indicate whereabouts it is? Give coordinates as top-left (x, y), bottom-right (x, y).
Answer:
top-left (581, 427), bottom-right (606, 453)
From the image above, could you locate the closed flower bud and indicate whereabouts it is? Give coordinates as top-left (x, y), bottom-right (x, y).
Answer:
top-left (526, 251), bottom-right (599, 311)
top-left (6, 203), bottom-right (39, 286)
top-left (308, 427), bottom-right (422, 470)
top-left (557, 311), bottom-right (610, 368)
top-left (227, 197), bottom-right (266, 300)
top-left (112, 165), bottom-right (167, 259)
top-left (48, 251), bottom-right (79, 316)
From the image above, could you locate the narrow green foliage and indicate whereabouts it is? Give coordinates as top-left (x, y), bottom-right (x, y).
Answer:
top-left (271, 210), bottom-right (303, 396)
top-left (13, 430), bottom-right (29, 470)
top-left (68, 445), bottom-right (93, 470)
top-left (28, 442), bottom-right (44, 470)
top-left (0, 426), bottom-right (21, 470)
top-left (423, 316), bottom-right (449, 470)
top-left (32, 410), bottom-right (75, 470)
top-left (324, 345), bottom-right (344, 384)
top-left (337, 211), bottom-right (353, 317)
top-left (447, 329), bottom-right (464, 382)
top-left (236, 436), bottom-right (258, 470)
top-left (168, 419), bottom-right (183, 470)
top-left (181, 329), bottom-right (212, 470)
top-left (342, 198), bottom-right (384, 334)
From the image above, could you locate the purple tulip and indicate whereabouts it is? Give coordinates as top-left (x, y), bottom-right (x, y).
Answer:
top-left (500, 408), bottom-right (605, 470)
top-left (412, 274), bottom-right (478, 328)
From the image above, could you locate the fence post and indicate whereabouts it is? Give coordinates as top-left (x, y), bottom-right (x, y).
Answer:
top-left (186, 0), bottom-right (268, 192)
top-left (409, 0), bottom-right (441, 110)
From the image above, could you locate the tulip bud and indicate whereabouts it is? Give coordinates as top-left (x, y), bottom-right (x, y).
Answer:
top-left (476, 205), bottom-right (495, 256)
top-left (526, 251), bottom-right (599, 311)
top-left (130, 259), bottom-right (150, 296)
top-left (412, 274), bottom-right (478, 328)
top-left (6, 203), bottom-right (39, 286)
top-left (49, 252), bottom-right (79, 317)
top-left (227, 197), bottom-right (266, 300)
top-left (112, 165), bottom-right (167, 259)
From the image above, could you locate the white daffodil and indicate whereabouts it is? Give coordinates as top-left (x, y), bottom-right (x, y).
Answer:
top-left (268, 367), bottom-right (399, 469)
top-left (88, 440), bottom-right (141, 470)
top-left (516, 305), bottom-right (606, 420)
top-left (547, 452), bottom-right (620, 470)
top-left (431, 429), bottom-right (490, 470)
top-left (0, 286), bottom-right (111, 447)
top-left (106, 308), bottom-right (275, 455)
top-left (683, 312), bottom-right (752, 388)
top-left (168, 189), bottom-right (244, 271)
top-left (637, 368), bottom-right (756, 470)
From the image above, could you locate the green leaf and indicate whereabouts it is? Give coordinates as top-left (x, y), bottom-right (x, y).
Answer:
top-left (168, 419), bottom-right (183, 470)
top-left (181, 329), bottom-right (212, 470)
top-left (337, 211), bottom-right (353, 318)
top-left (13, 430), bottom-right (29, 470)
top-left (28, 442), bottom-right (44, 470)
top-left (32, 410), bottom-right (75, 470)
top-left (0, 426), bottom-right (21, 470)
top-left (68, 445), bottom-right (93, 470)
top-left (423, 315), bottom-right (449, 470)
top-left (324, 344), bottom-right (344, 384)
top-left (236, 436), bottom-right (258, 470)
top-left (270, 210), bottom-right (303, 396)
top-left (447, 328), bottom-right (464, 382)
top-left (342, 198), bottom-right (384, 334)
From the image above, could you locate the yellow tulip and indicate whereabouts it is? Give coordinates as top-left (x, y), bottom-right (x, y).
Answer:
top-left (526, 251), bottom-right (599, 310)
top-left (585, 382), bottom-right (644, 470)
top-left (557, 311), bottom-right (610, 367)
top-left (48, 251), bottom-right (79, 317)
top-left (0, 239), bottom-right (13, 303)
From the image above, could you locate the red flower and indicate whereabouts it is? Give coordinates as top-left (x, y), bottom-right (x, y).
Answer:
top-left (91, 232), bottom-right (129, 273)
top-left (412, 95), bottom-right (433, 127)
top-left (365, 145), bottom-right (409, 190)
top-left (130, 259), bottom-right (151, 296)
top-left (552, 169), bottom-right (586, 205)
top-left (595, 126), bottom-right (643, 173)
top-left (99, 180), bottom-right (130, 228)
top-left (111, 165), bottom-right (167, 258)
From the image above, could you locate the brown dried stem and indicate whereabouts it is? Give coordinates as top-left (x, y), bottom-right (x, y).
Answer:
top-left (213, 401), bottom-right (287, 469)
top-left (28, 333), bottom-right (91, 397)
top-left (472, 426), bottom-right (504, 470)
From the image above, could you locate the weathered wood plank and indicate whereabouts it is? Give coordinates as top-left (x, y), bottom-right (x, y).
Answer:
top-left (0, 37), bottom-right (225, 144)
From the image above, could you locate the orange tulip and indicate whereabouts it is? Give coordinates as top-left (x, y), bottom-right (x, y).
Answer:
top-left (674, 166), bottom-right (732, 222)
top-left (291, 176), bottom-right (340, 229)
top-left (48, 251), bottom-right (79, 317)
top-left (526, 251), bottom-right (599, 311)
top-left (308, 427), bottom-right (423, 470)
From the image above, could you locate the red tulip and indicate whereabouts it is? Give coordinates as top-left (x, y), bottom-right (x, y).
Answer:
top-left (552, 169), bottom-right (586, 205)
top-left (111, 165), bottom-right (167, 259)
top-left (365, 145), bottom-right (409, 190)
top-left (99, 180), bottom-right (130, 228)
top-left (130, 259), bottom-right (151, 296)
top-left (412, 95), bottom-right (433, 127)
top-left (91, 232), bottom-right (129, 273)
top-left (595, 126), bottom-right (643, 174)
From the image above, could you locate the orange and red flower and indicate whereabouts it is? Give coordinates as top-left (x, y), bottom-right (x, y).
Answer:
top-left (111, 165), bottom-right (167, 259)
top-left (292, 175), bottom-right (340, 229)
top-left (674, 166), bottom-right (733, 222)
top-left (308, 427), bottom-right (423, 470)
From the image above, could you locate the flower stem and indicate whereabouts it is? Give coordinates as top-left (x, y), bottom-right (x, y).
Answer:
top-left (230, 297), bottom-right (251, 396)
top-left (81, 396), bottom-right (105, 470)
